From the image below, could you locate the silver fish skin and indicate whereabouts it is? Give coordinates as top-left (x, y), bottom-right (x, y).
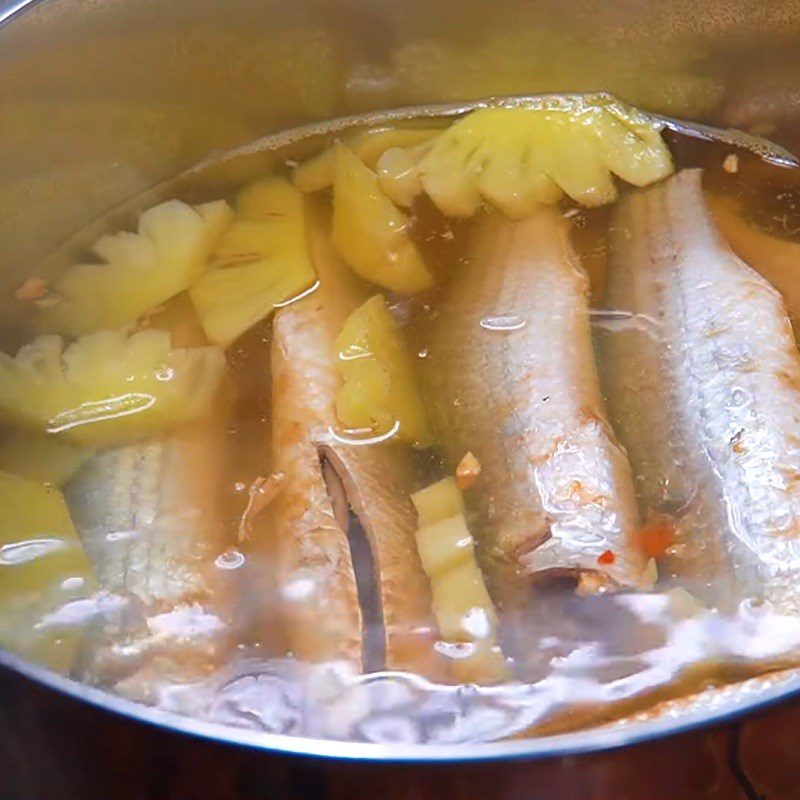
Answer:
top-left (603, 168), bottom-right (800, 613)
top-left (64, 419), bottom-right (233, 681)
top-left (66, 433), bottom-right (222, 608)
top-left (269, 202), bottom-right (443, 678)
top-left (426, 208), bottom-right (645, 603)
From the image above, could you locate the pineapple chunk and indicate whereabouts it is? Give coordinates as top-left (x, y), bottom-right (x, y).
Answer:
top-left (0, 431), bottom-right (92, 485)
top-left (377, 142), bottom-right (434, 208)
top-left (432, 559), bottom-right (498, 640)
top-left (292, 148), bottom-right (335, 195)
top-left (293, 126), bottom-right (442, 193)
top-left (356, 127), bottom-right (443, 170)
top-left (415, 514), bottom-right (475, 580)
top-left (411, 476), bottom-right (465, 528)
top-left (37, 200), bottom-right (232, 336)
top-left (190, 177), bottom-right (316, 347)
top-left (334, 294), bottom-right (432, 446)
top-left (0, 472), bottom-right (93, 603)
top-left (377, 97), bottom-right (674, 217)
top-left (0, 329), bottom-right (225, 447)
top-left (331, 144), bottom-right (433, 294)
top-left (0, 472), bottom-right (95, 671)
top-left (411, 477), bottom-right (507, 683)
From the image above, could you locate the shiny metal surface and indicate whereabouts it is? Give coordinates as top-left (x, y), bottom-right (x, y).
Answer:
top-left (2, 0), bottom-right (800, 782)
top-left (0, 0), bottom-right (34, 24)
top-left (3, 646), bottom-right (800, 762)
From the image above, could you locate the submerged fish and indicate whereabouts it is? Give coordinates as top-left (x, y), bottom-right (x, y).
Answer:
top-left (270, 203), bottom-right (442, 677)
top-left (426, 208), bottom-right (645, 604)
top-left (65, 304), bottom-right (235, 681)
top-left (66, 428), bottom-right (225, 608)
top-left (602, 168), bottom-right (800, 613)
top-left (65, 421), bottom-right (235, 683)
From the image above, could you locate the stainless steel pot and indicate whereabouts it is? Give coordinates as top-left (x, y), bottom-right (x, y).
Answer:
top-left (2, 1), bottom-right (800, 797)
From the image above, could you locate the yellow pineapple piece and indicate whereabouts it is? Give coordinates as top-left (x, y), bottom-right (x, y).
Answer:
top-left (0, 328), bottom-right (225, 447)
top-left (37, 200), bottom-right (232, 336)
top-left (0, 431), bottom-right (92, 485)
top-left (0, 472), bottom-right (95, 671)
top-left (292, 148), bottom-right (336, 195)
top-left (432, 560), bottom-right (498, 640)
top-left (334, 294), bottom-right (432, 446)
top-left (377, 96), bottom-right (674, 217)
top-left (0, 472), bottom-right (93, 603)
top-left (356, 127), bottom-right (443, 169)
top-left (292, 125), bottom-right (442, 193)
top-left (376, 142), bottom-right (435, 208)
top-left (415, 513), bottom-right (474, 581)
top-left (190, 177), bottom-right (316, 347)
top-left (411, 476), bottom-right (465, 528)
top-left (411, 477), bottom-right (508, 683)
top-left (331, 144), bottom-right (433, 294)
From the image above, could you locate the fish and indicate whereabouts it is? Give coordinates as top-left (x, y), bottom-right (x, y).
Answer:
top-left (65, 302), bottom-right (235, 682)
top-left (709, 193), bottom-right (800, 327)
top-left (601, 168), bottom-right (800, 614)
top-left (65, 419), bottom-right (235, 682)
top-left (66, 429), bottom-right (226, 610)
top-left (270, 201), bottom-right (443, 677)
top-left (425, 207), bottom-right (645, 605)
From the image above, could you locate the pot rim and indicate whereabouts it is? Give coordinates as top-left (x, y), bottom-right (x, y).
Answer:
top-left (0, 0), bottom-right (39, 25)
top-left (3, 647), bottom-right (800, 762)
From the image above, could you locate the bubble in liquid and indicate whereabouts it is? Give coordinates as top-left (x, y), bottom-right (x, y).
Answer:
top-left (479, 314), bottom-right (527, 332)
top-left (215, 548), bottom-right (247, 570)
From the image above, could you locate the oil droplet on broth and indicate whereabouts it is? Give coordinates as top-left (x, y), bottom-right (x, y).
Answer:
top-left (479, 314), bottom-right (527, 332)
top-left (216, 548), bottom-right (247, 570)
top-left (0, 538), bottom-right (69, 565)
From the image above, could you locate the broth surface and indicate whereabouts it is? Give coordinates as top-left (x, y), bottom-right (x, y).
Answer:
top-left (2, 98), bottom-right (800, 743)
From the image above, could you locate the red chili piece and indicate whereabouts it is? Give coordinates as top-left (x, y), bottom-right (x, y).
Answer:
top-left (597, 549), bottom-right (615, 565)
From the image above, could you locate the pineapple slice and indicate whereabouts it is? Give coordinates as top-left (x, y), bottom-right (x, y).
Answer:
top-left (332, 144), bottom-right (433, 294)
top-left (376, 141), bottom-right (435, 208)
top-left (0, 431), bottom-right (92, 485)
top-left (293, 125), bottom-right (442, 193)
top-left (377, 96), bottom-right (674, 217)
top-left (334, 294), bottom-right (432, 446)
top-left (37, 200), bottom-right (232, 336)
top-left (0, 472), bottom-right (95, 671)
top-left (355, 127), bottom-right (443, 170)
top-left (189, 177), bottom-right (316, 347)
top-left (0, 328), bottom-right (225, 447)
top-left (411, 477), bottom-right (507, 684)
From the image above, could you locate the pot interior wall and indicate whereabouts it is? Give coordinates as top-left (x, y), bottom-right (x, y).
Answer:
top-left (1, 0), bottom-right (799, 313)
